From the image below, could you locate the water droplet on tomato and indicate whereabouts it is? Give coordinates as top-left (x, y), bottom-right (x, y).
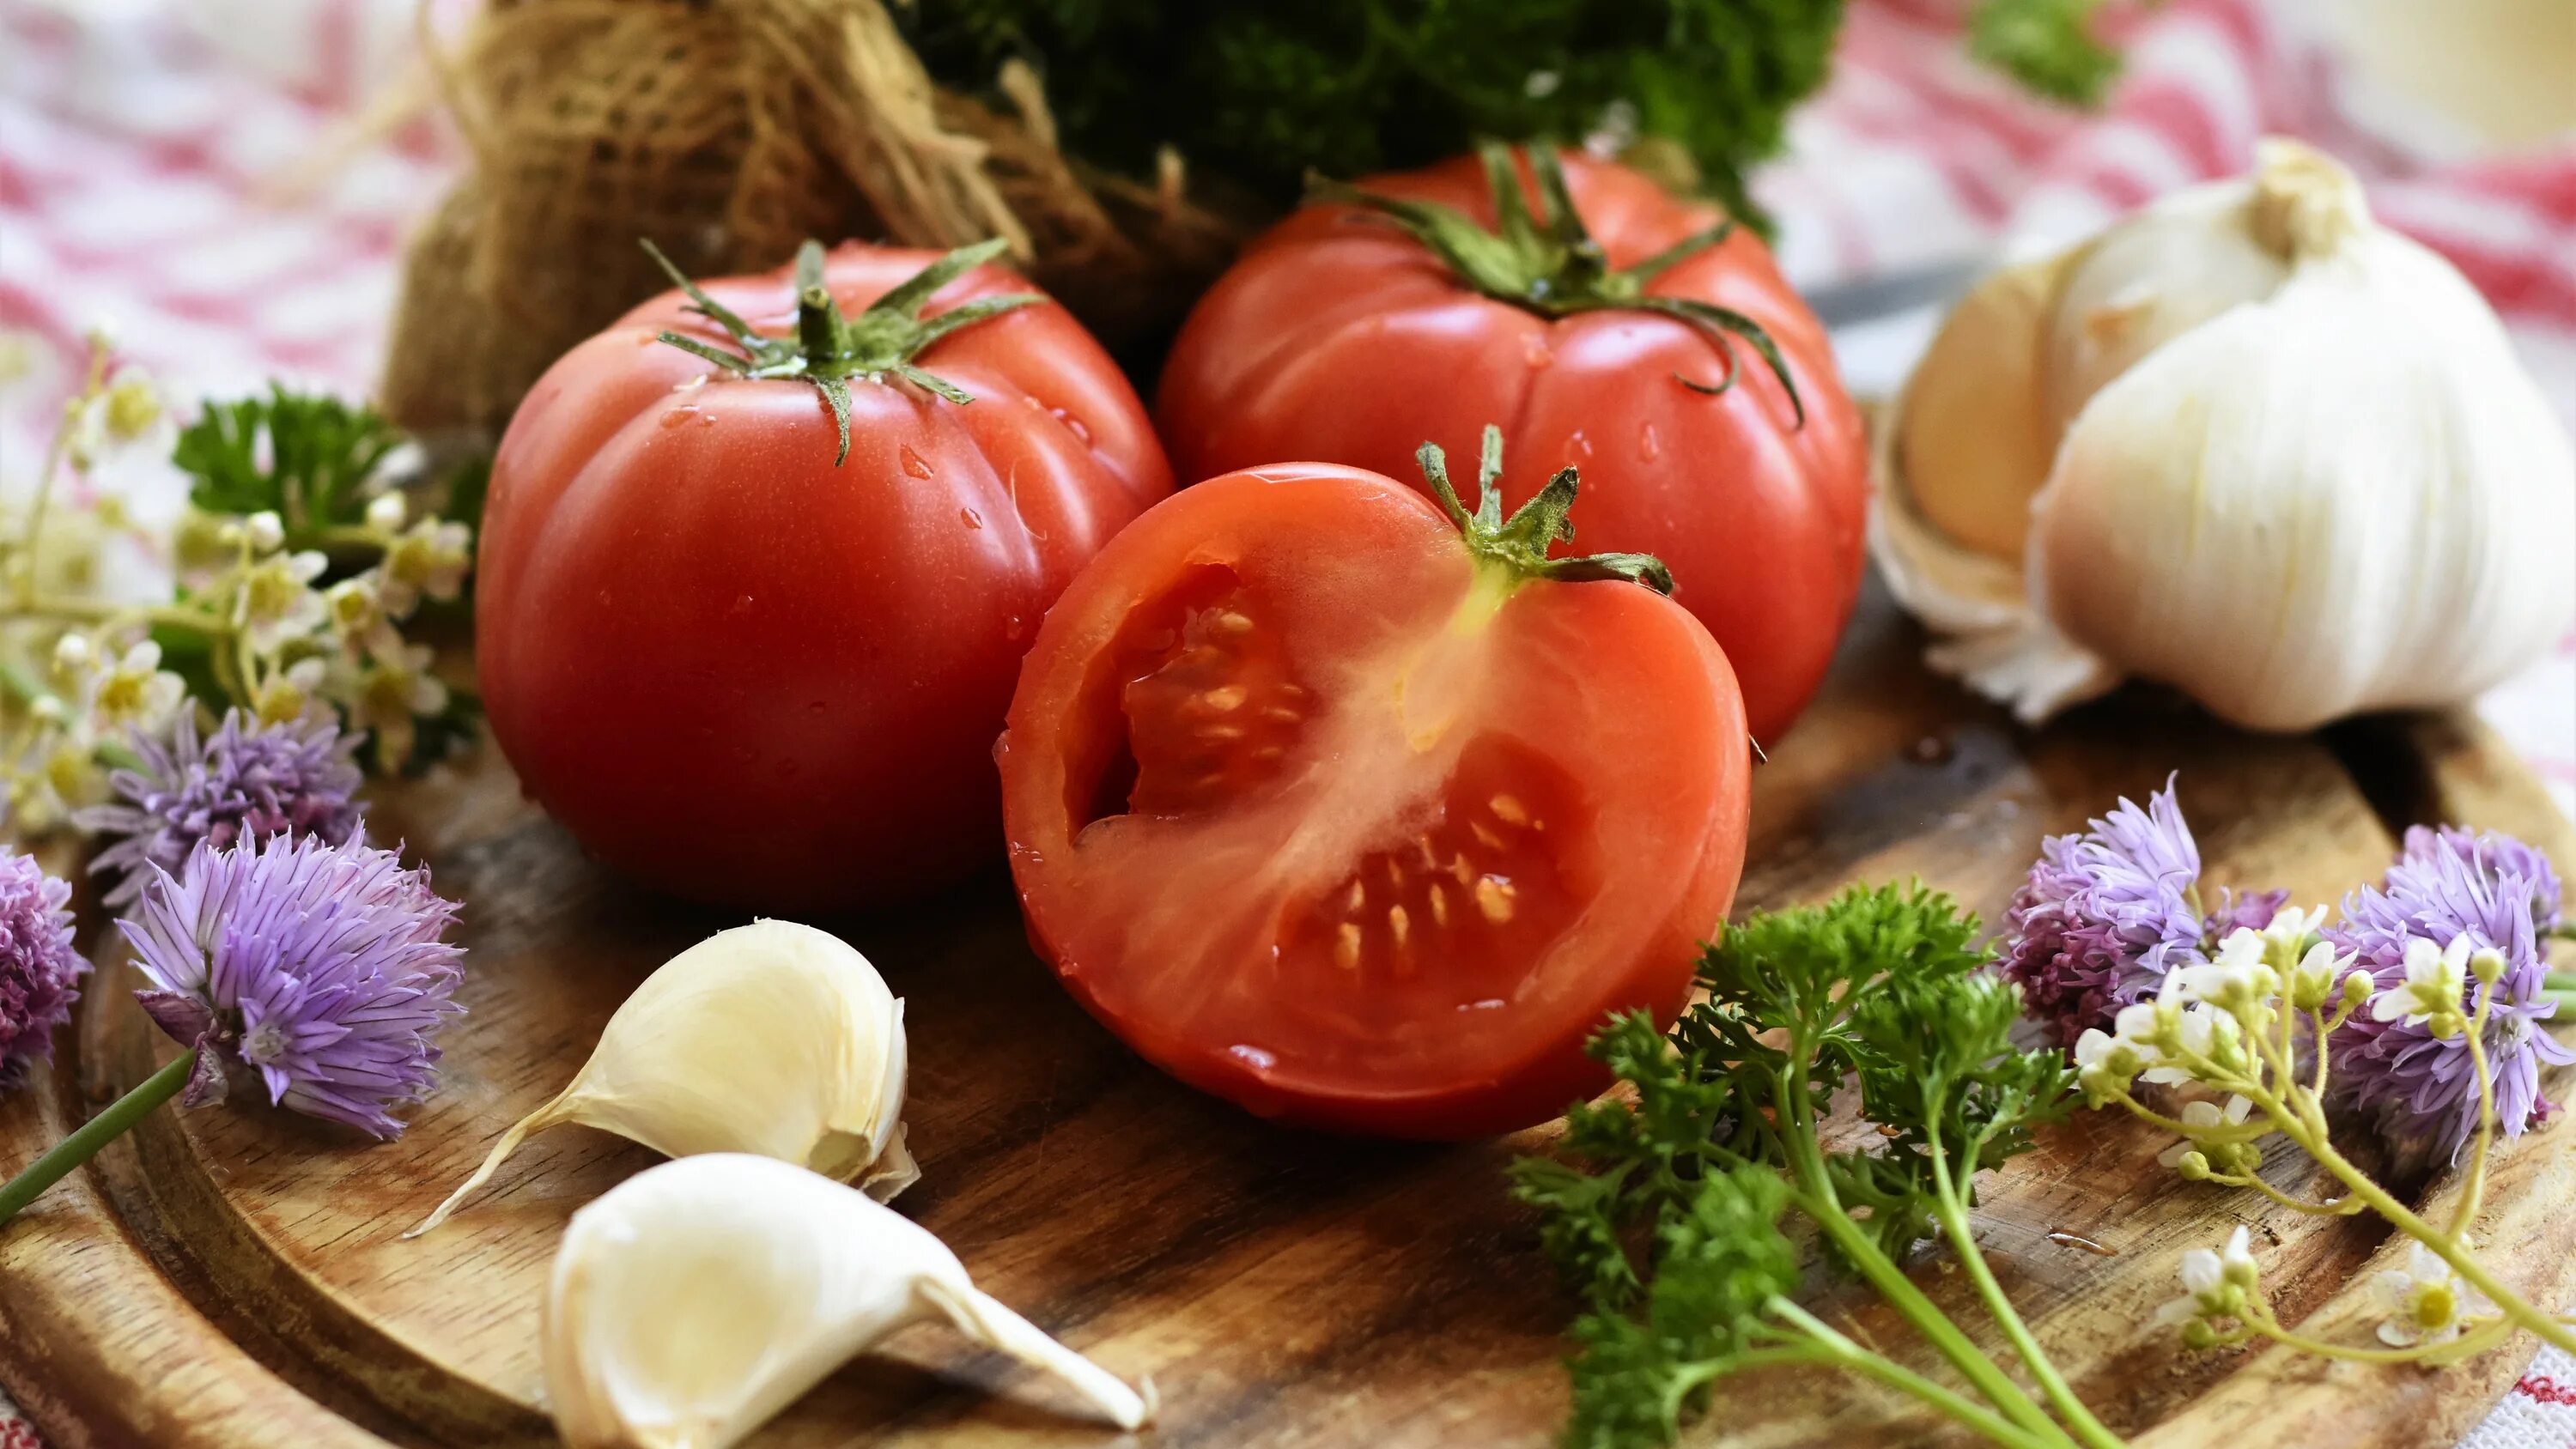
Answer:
top-left (659, 407), bottom-right (697, 430)
top-left (900, 446), bottom-right (934, 479)
top-left (1637, 422), bottom-right (1661, 461)
top-left (1004, 615), bottom-right (1026, 640)
top-left (1050, 407), bottom-right (1091, 444)
top-left (1522, 337), bottom-right (1553, 369)
top-left (698, 411), bottom-right (716, 427)
top-left (1228, 1043), bottom-right (1277, 1070)
top-left (731, 593), bottom-right (755, 615)
top-left (1569, 429), bottom-right (1594, 459)
top-left (959, 506), bottom-right (983, 530)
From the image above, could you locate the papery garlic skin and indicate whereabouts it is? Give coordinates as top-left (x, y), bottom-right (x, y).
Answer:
top-left (410, 919), bottom-right (915, 1235)
top-left (1876, 138), bottom-right (2576, 731)
top-left (545, 1154), bottom-right (1150, 1449)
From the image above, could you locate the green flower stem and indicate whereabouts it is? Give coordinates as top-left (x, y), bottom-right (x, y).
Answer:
top-left (2448, 990), bottom-right (2500, 1238)
top-left (2114, 1010), bottom-right (2576, 1357)
top-left (2287, 1119), bottom-right (2576, 1355)
top-left (0, 1051), bottom-right (195, 1228)
top-left (2543, 987), bottom-right (2576, 1010)
top-left (2204, 1168), bottom-right (2360, 1218)
top-left (1777, 1059), bottom-right (2068, 1444)
top-left (1767, 1297), bottom-right (2072, 1449)
top-left (21, 593), bottom-right (226, 639)
top-left (2237, 1301), bottom-right (2514, 1366)
top-left (1925, 1137), bottom-right (2125, 1449)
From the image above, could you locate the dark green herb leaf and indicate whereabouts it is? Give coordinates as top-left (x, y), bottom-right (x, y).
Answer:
top-left (172, 385), bottom-right (404, 532)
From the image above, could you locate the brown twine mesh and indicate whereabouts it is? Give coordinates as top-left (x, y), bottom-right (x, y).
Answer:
top-left (380, 0), bottom-right (1246, 439)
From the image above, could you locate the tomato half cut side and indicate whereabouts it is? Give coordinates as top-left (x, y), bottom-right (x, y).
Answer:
top-left (999, 457), bottom-right (1752, 1138)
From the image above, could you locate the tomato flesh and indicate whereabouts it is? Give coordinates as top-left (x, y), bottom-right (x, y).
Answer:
top-left (999, 463), bottom-right (1751, 1138)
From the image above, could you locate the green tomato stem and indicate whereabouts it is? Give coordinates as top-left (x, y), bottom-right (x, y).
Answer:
top-left (1768, 1296), bottom-right (2075, 1449)
top-left (0, 1051), bottom-right (196, 1228)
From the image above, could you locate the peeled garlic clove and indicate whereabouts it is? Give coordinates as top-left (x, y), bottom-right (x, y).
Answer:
top-left (1875, 137), bottom-right (2576, 730)
top-left (410, 920), bottom-right (914, 1235)
top-left (545, 1154), bottom-right (1150, 1449)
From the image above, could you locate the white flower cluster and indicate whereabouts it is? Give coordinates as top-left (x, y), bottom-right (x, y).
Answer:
top-left (2075, 907), bottom-right (2366, 1129)
top-left (3, 330), bottom-right (477, 824)
top-left (2, 632), bottom-right (189, 829)
top-left (180, 494), bottom-right (466, 770)
top-left (2083, 906), bottom-right (2524, 1356)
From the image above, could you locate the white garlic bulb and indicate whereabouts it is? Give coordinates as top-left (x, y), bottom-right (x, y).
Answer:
top-left (544, 1154), bottom-right (1151, 1449)
top-left (1874, 137), bottom-right (2576, 731)
top-left (409, 919), bottom-right (915, 1236)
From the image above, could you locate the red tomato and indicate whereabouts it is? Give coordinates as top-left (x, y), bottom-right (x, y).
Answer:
top-left (477, 240), bottom-right (1171, 911)
top-left (996, 440), bottom-right (1750, 1137)
top-left (1157, 146), bottom-right (1867, 745)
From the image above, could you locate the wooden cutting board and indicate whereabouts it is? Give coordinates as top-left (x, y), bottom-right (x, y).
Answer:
top-left (3, 585), bottom-right (2571, 1449)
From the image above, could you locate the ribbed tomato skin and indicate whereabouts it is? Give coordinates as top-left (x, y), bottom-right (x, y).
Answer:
top-left (477, 245), bottom-right (1171, 911)
top-left (1157, 150), bottom-right (1867, 745)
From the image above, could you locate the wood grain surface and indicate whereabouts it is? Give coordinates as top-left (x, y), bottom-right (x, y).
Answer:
top-left (2, 585), bottom-right (2570, 1449)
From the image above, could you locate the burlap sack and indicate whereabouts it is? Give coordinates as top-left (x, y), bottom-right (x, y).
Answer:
top-left (380, 0), bottom-right (1244, 439)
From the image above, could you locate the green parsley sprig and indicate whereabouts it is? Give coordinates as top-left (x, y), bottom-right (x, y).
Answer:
top-left (1513, 883), bottom-right (2118, 1449)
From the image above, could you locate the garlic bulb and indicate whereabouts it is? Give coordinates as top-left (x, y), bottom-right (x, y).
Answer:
top-left (545, 1154), bottom-right (1151, 1448)
top-left (1874, 137), bottom-right (2576, 731)
top-left (409, 919), bottom-right (915, 1236)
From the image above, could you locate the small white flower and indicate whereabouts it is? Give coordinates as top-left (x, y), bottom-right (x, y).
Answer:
top-left (324, 572), bottom-right (399, 654)
top-left (2154, 1226), bottom-right (2256, 1328)
top-left (252, 657), bottom-right (330, 727)
top-left (2285, 939), bottom-right (2354, 1012)
top-left (2370, 936), bottom-right (2474, 1036)
top-left (2142, 1004), bottom-right (2227, 1086)
top-left (349, 641), bottom-right (449, 770)
top-left (2172, 929), bottom-right (2278, 1010)
top-left (51, 633), bottom-right (92, 673)
top-left (2158, 1095), bottom-right (2257, 1167)
top-left (364, 492), bottom-right (407, 535)
top-left (377, 516), bottom-right (471, 615)
top-left (2372, 1242), bottom-right (2493, 1347)
top-left (245, 510), bottom-right (286, 554)
top-left (86, 640), bottom-right (185, 735)
top-left (100, 368), bottom-right (161, 442)
top-left (2261, 903), bottom-right (2328, 954)
top-left (238, 549), bottom-right (330, 654)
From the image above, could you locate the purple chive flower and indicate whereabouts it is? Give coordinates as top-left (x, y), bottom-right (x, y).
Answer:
top-left (2327, 825), bottom-right (2572, 1169)
top-left (0, 850), bottom-right (88, 1087)
top-left (121, 834), bottom-right (463, 1140)
top-left (80, 710), bottom-right (364, 909)
top-left (1996, 777), bottom-right (2286, 1047)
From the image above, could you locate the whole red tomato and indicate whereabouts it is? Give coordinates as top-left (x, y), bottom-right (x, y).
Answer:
top-left (997, 433), bottom-right (1750, 1137)
top-left (477, 240), bottom-right (1171, 910)
top-left (1157, 145), bottom-right (1867, 745)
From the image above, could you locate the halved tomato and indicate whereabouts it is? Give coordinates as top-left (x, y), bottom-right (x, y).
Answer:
top-left (996, 435), bottom-right (1751, 1137)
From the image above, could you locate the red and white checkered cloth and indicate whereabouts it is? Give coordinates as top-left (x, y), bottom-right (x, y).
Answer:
top-left (1, 1), bottom-right (2570, 1445)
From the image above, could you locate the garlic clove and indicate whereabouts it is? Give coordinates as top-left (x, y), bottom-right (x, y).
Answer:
top-left (544, 1154), bottom-right (1150, 1449)
top-left (1893, 249), bottom-right (2074, 561)
top-left (2035, 176), bottom-right (2291, 442)
top-left (409, 919), bottom-right (914, 1236)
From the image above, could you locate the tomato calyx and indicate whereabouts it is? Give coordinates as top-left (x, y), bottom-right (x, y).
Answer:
top-left (1309, 142), bottom-right (1806, 425)
top-left (638, 236), bottom-right (1043, 464)
top-left (1420, 425), bottom-right (1674, 595)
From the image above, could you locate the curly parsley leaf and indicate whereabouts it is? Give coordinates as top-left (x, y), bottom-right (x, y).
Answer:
top-left (1969, 0), bottom-right (2122, 106)
top-left (172, 385), bottom-right (405, 532)
top-left (1514, 882), bottom-right (2083, 1448)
